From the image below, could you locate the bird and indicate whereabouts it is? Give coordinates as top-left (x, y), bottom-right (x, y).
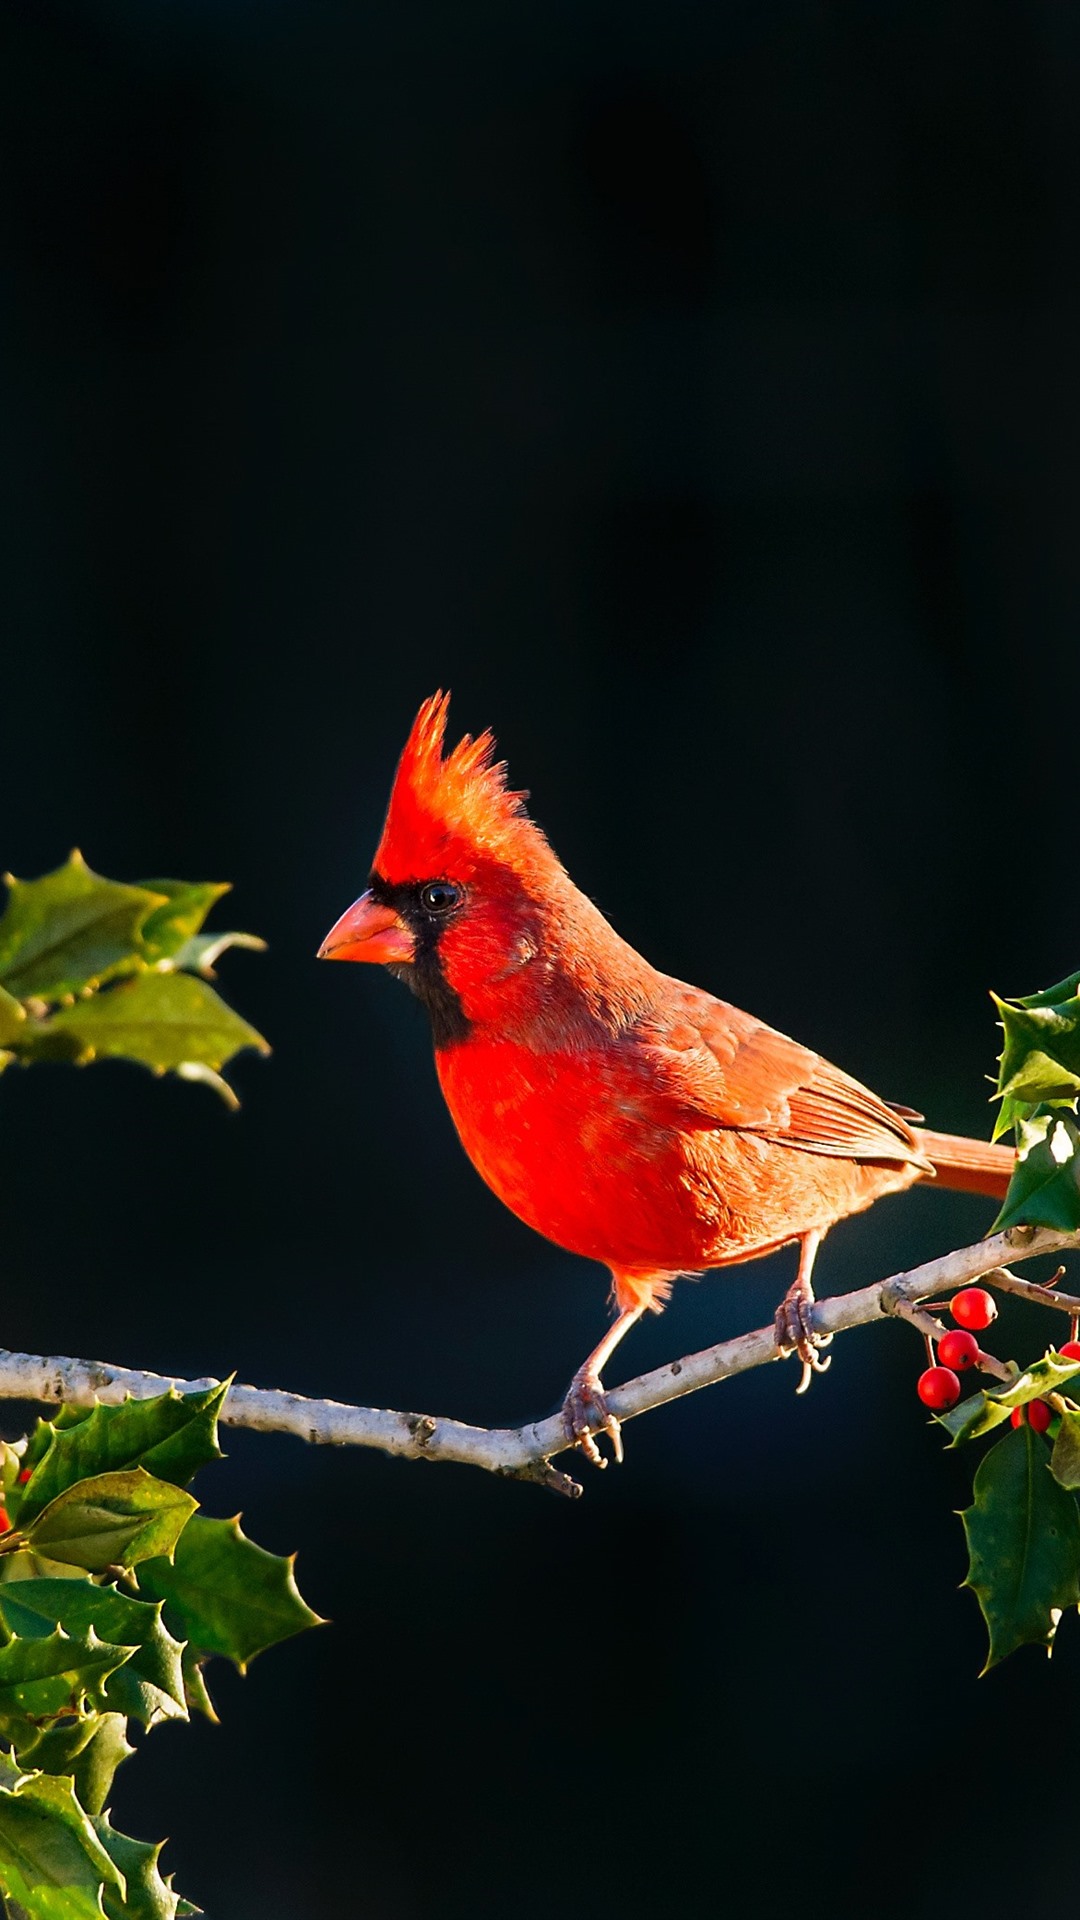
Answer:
top-left (319, 693), bottom-right (1013, 1466)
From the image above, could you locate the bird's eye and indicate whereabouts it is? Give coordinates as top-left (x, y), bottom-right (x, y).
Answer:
top-left (419, 881), bottom-right (463, 915)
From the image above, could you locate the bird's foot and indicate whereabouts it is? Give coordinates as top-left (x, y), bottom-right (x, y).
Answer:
top-left (775, 1286), bottom-right (833, 1396)
top-left (562, 1368), bottom-right (623, 1468)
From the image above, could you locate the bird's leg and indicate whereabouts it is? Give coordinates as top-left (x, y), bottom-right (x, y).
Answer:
top-left (774, 1229), bottom-right (832, 1395)
top-left (562, 1305), bottom-right (645, 1469)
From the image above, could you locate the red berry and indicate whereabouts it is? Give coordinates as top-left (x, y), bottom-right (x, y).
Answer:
top-left (950, 1287), bottom-right (998, 1331)
top-left (938, 1329), bottom-right (981, 1371)
top-left (1011, 1407), bottom-right (1026, 1427)
top-left (16, 1469), bottom-right (31, 1485)
top-left (1058, 1341), bottom-right (1080, 1362)
top-left (0, 1509), bottom-right (9, 1534)
top-left (917, 1366), bottom-right (962, 1410)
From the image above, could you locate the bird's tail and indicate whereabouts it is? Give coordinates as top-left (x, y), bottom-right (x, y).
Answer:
top-left (914, 1128), bottom-right (1014, 1201)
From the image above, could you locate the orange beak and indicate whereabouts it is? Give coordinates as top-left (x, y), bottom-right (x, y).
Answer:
top-left (317, 890), bottom-right (415, 965)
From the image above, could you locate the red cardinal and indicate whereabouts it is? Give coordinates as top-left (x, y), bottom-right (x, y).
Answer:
top-left (320, 694), bottom-right (1012, 1465)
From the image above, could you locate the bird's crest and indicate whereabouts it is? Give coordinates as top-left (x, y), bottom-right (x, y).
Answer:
top-left (372, 693), bottom-right (552, 883)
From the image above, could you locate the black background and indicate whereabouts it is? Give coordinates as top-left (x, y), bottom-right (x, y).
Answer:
top-left (3, 3), bottom-right (1079, 1916)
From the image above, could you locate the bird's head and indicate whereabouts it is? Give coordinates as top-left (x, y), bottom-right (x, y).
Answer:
top-left (318, 693), bottom-right (569, 1043)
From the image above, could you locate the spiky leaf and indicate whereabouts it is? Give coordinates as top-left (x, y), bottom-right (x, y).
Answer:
top-left (0, 1582), bottom-right (185, 1729)
top-left (135, 884), bottom-right (230, 966)
top-left (178, 1651), bottom-right (216, 1725)
top-left (936, 1349), bottom-right (1080, 1444)
top-left (16, 1710), bottom-right (128, 1808)
top-left (0, 1631), bottom-right (132, 1744)
top-left (23, 1474), bottom-right (196, 1575)
top-left (13, 1390), bottom-right (227, 1531)
top-left (67, 1715), bottom-right (134, 1820)
top-left (0, 856), bottom-right (164, 1004)
top-left (167, 932), bottom-right (266, 980)
top-left (11, 973), bottom-right (269, 1081)
top-left (1017, 970), bottom-right (1080, 1009)
top-left (137, 1516), bottom-right (322, 1672)
top-left (1050, 1409), bottom-right (1080, 1490)
top-left (990, 1111), bottom-right (1080, 1232)
top-left (961, 1423), bottom-right (1080, 1670)
top-left (994, 988), bottom-right (1080, 1104)
top-left (0, 1750), bottom-right (124, 1920)
top-left (92, 1812), bottom-right (182, 1920)
top-left (0, 987), bottom-right (25, 1047)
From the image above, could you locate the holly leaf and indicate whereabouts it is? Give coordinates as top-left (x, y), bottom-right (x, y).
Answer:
top-left (72, 1715), bottom-right (134, 1821)
top-left (994, 990), bottom-right (1080, 1103)
top-left (178, 1650), bottom-right (217, 1725)
top-left (167, 932), bottom-right (267, 980)
top-left (0, 1581), bottom-right (185, 1729)
top-left (0, 1630), bottom-right (132, 1743)
top-left (14, 1388), bottom-right (227, 1531)
top-left (1016, 970), bottom-right (1080, 1009)
top-left (91, 1812), bottom-right (183, 1920)
top-left (135, 884), bottom-right (230, 966)
top-left (936, 1350), bottom-right (1080, 1445)
top-left (13, 1712), bottom-right (135, 1822)
top-left (0, 986), bottom-right (25, 1047)
top-left (0, 1750), bottom-right (124, 1920)
top-left (23, 1473), bottom-right (197, 1574)
top-left (0, 855), bottom-right (165, 1004)
top-left (136, 1516), bottom-right (322, 1672)
top-left (1050, 1409), bottom-right (1080, 1490)
top-left (961, 1423), bottom-right (1080, 1670)
top-left (10, 972), bottom-right (269, 1084)
top-left (990, 1112), bottom-right (1080, 1232)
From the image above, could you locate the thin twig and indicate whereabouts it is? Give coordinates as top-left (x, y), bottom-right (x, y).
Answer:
top-left (980, 1266), bottom-right (1080, 1314)
top-left (0, 1224), bottom-right (1076, 1496)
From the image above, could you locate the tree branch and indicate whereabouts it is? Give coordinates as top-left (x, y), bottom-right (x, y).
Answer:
top-left (1, 1225), bottom-right (1077, 1497)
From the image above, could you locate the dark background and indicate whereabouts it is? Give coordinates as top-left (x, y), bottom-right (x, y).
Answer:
top-left (2, 2), bottom-right (1079, 1915)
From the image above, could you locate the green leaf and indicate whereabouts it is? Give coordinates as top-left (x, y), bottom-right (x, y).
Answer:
top-left (937, 1350), bottom-right (1080, 1445)
top-left (18, 1711), bottom-right (109, 1787)
top-left (0, 1552), bottom-right (88, 1589)
top-left (0, 1631), bottom-right (132, 1744)
top-left (0, 1750), bottom-right (124, 1920)
top-left (71, 1717), bottom-right (133, 1821)
top-left (137, 1516), bottom-right (322, 1672)
top-left (1050, 1409), bottom-right (1080, 1490)
top-left (990, 1111), bottom-right (1080, 1232)
top-left (994, 990), bottom-right (1080, 1099)
top-left (14, 1389), bottom-right (227, 1531)
top-left (136, 882), bottom-right (265, 979)
top-left (0, 856), bottom-right (164, 1005)
top-left (961, 1423), bottom-right (1080, 1670)
top-left (167, 932), bottom-right (266, 980)
top-left (24, 1474), bottom-right (197, 1575)
top-left (0, 988), bottom-right (25, 1047)
top-left (0, 1583), bottom-right (185, 1730)
top-left (10, 973), bottom-right (269, 1081)
top-left (178, 1651), bottom-right (216, 1726)
top-left (1016, 970), bottom-right (1080, 1009)
top-left (135, 884), bottom-right (230, 966)
top-left (92, 1813), bottom-right (181, 1920)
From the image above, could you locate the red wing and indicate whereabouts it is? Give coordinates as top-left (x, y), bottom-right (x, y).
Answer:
top-left (639, 982), bottom-right (928, 1167)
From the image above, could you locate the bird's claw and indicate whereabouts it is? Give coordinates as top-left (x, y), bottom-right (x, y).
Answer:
top-left (561, 1369), bottom-right (623, 1468)
top-left (775, 1292), bottom-right (833, 1395)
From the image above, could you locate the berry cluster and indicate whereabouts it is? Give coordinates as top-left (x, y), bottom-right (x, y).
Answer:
top-left (915, 1286), bottom-right (1080, 1424)
top-left (916, 1288), bottom-right (997, 1410)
